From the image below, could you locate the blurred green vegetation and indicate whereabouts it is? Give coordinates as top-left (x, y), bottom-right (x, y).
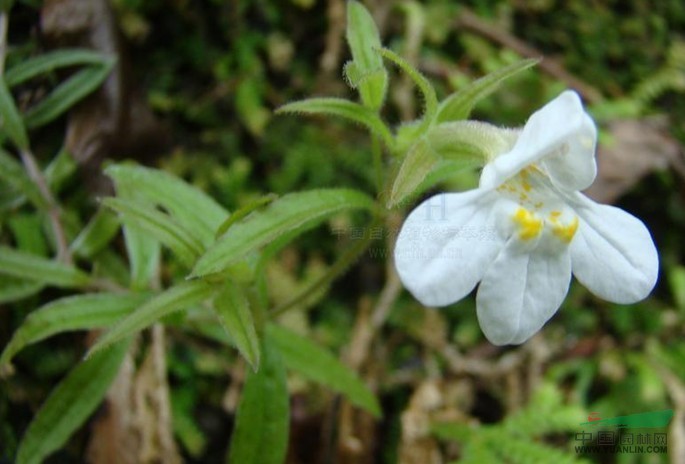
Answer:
top-left (2, 0), bottom-right (685, 463)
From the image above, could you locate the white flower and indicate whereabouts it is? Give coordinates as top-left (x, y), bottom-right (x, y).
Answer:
top-left (394, 90), bottom-right (659, 345)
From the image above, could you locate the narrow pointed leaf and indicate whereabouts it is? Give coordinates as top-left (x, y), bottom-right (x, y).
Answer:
top-left (0, 149), bottom-right (46, 208)
top-left (69, 209), bottom-right (121, 258)
top-left (111, 178), bottom-right (160, 289)
top-left (268, 324), bottom-right (381, 417)
top-left (44, 147), bottom-right (78, 193)
top-left (24, 61), bottom-right (114, 129)
top-left (0, 277), bottom-right (43, 304)
top-left (5, 49), bottom-right (110, 87)
top-left (215, 193), bottom-right (278, 239)
top-left (346, 0), bottom-right (388, 109)
top-left (388, 137), bottom-right (438, 208)
top-left (212, 281), bottom-right (260, 370)
top-left (437, 58), bottom-right (539, 122)
top-left (227, 339), bottom-right (289, 464)
top-left (106, 163), bottom-right (229, 246)
top-left (276, 98), bottom-right (393, 149)
top-left (0, 79), bottom-right (29, 149)
top-left (88, 280), bottom-right (215, 357)
top-left (191, 189), bottom-right (375, 277)
top-left (16, 338), bottom-right (130, 464)
top-left (378, 47), bottom-right (438, 123)
top-left (123, 220), bottom-right (160, 290)
top-left (0, 245), bottom-right (91, 288)
top-left (1, 293), bottom-right (148, 366)
top-left (103, 197), bottom-right (204, 267)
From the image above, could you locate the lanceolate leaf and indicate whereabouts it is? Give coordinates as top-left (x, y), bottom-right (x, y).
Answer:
top-left (276, 98), bottom-right (394, 149)
top-left (0, 277), bottom-right (43, 304)
top-left (4, 49), bottom-right (111, 87)
top-left (378, 47), bottom-right (438, 124)
top-left (227, 339), bottom-right (289, 464)
top-left (87, 280), bottom-right (216, 357)
top-left (24, 61), bottom-right (115, 129)
top-left (268, 324), bottom-right (381, 417)
top-left (106, 164), bottom-right (229, 246)
top-left (1, 292), bottom-right (149, 366)
top-left (0, 78), bottom-right (29, 149)
top-left (437, 58), bottom-right (539, 122)
top-left (212, 281), bottom-right (260, 370)
top-left (103, 197), bottom-right (204, 267)
top-left (345, 0), bottom-right (388, 110)
top-left (0, 149), bottom-right (46, 208)
top-left (388, 137), bottom-right (438, 209)
top-left (0, 246), bottom-right (91, 288)
top-left (69, 208), bottom-right (121, 258)
top-left (16, 338), bottom-right (130, 464)
top-left (114, 179), bottom-right (160, 290)
top-left (191, 189), bottom-right (375, 278)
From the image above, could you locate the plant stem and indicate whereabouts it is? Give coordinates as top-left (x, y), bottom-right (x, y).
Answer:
top-left (372, 135), bottom-right (383, 194)
top-left (20, 148), bottom-right (72, 264)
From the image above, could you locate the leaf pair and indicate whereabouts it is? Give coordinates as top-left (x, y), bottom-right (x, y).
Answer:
top-left (0, 49), bottom-right (115, 150)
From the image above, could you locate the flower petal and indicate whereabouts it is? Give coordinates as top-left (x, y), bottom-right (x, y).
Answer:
top-left (476, 240), bottom-right (572, 345)
top-left (541, 110), bottom-right (596, 191)
top-left (480, 90), bottom-right (596, 190)
top-left (569, 193), bottom-right (659, 303)
top-left (394, 189), bottom-right (504, 307)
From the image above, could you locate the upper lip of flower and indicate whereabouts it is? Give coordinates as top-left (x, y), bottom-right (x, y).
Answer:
top-left (393, 90), bottom-right (659, 346)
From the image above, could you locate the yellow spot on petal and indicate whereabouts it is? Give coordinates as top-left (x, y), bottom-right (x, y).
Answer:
top-left (513, 207), bottom-right (543, 241)
top-left (552, 216), bottom-right (579, 243)
top-left (533, 202), bottom-right (544, 210)
top-left (549, 210), bottom-right (562, 219)
top-left (522, 181), bottom-right (532, 192)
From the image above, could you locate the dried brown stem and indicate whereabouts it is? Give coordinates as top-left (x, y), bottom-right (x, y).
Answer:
top-left (455, 8), bottom-right (603, 104)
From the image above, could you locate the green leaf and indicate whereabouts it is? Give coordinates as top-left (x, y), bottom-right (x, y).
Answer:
top-left (114, 178), bottom-right (161, 289)
top-left (87, 280), bottom-right (216, 357)
top-left (267, 324), bottom-right (381, 417)
top-left (345, 0), bottom-right (388, 110)
top-left (69, 208), bottom-right (121, 259)
top-left (16, 339), bottom-right (130, 464)
top-left (437, 58), bottom-right (539, 122)
top-left (215, 193), bottom-right (278, 238)
top-left (388, 121), bottom-right (510, 208)
top-left (24, 61), bottom-right (115, 129)
top-left (378, 47), bottom-right (438, 125)
top-left (428, 121), bottom-right (515, 160)
top-left (44, 147), bottom-right (78, 193)
top-left (123, 220), bottom-right (160, 290)
top-left (5, 49), bottom-right (111, 87)
top-left (212, 281), bottom-right (260, 370)
top-left (103, 197), bottom-right (204, 267)
top-left (388, 137), bottom-right (438, 208)
top-left (0, 277), bottom-right (43, 304)
top-left (0, 149), bottom-right (46, 208)
top-left (0, 78), bottom-right (29, 149)
top-left (1, 292), bottom-right (148, 366)
top-left (227, 339), bottom-right (289, 464)
top-left (106, 163), bottom-right (229, 247)
top-left (276, 98), bottom-right (394, 149)
top-left (0, 245), bottom-right (91, 288)
top-left (191, 189), bottom-right (375, 278)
